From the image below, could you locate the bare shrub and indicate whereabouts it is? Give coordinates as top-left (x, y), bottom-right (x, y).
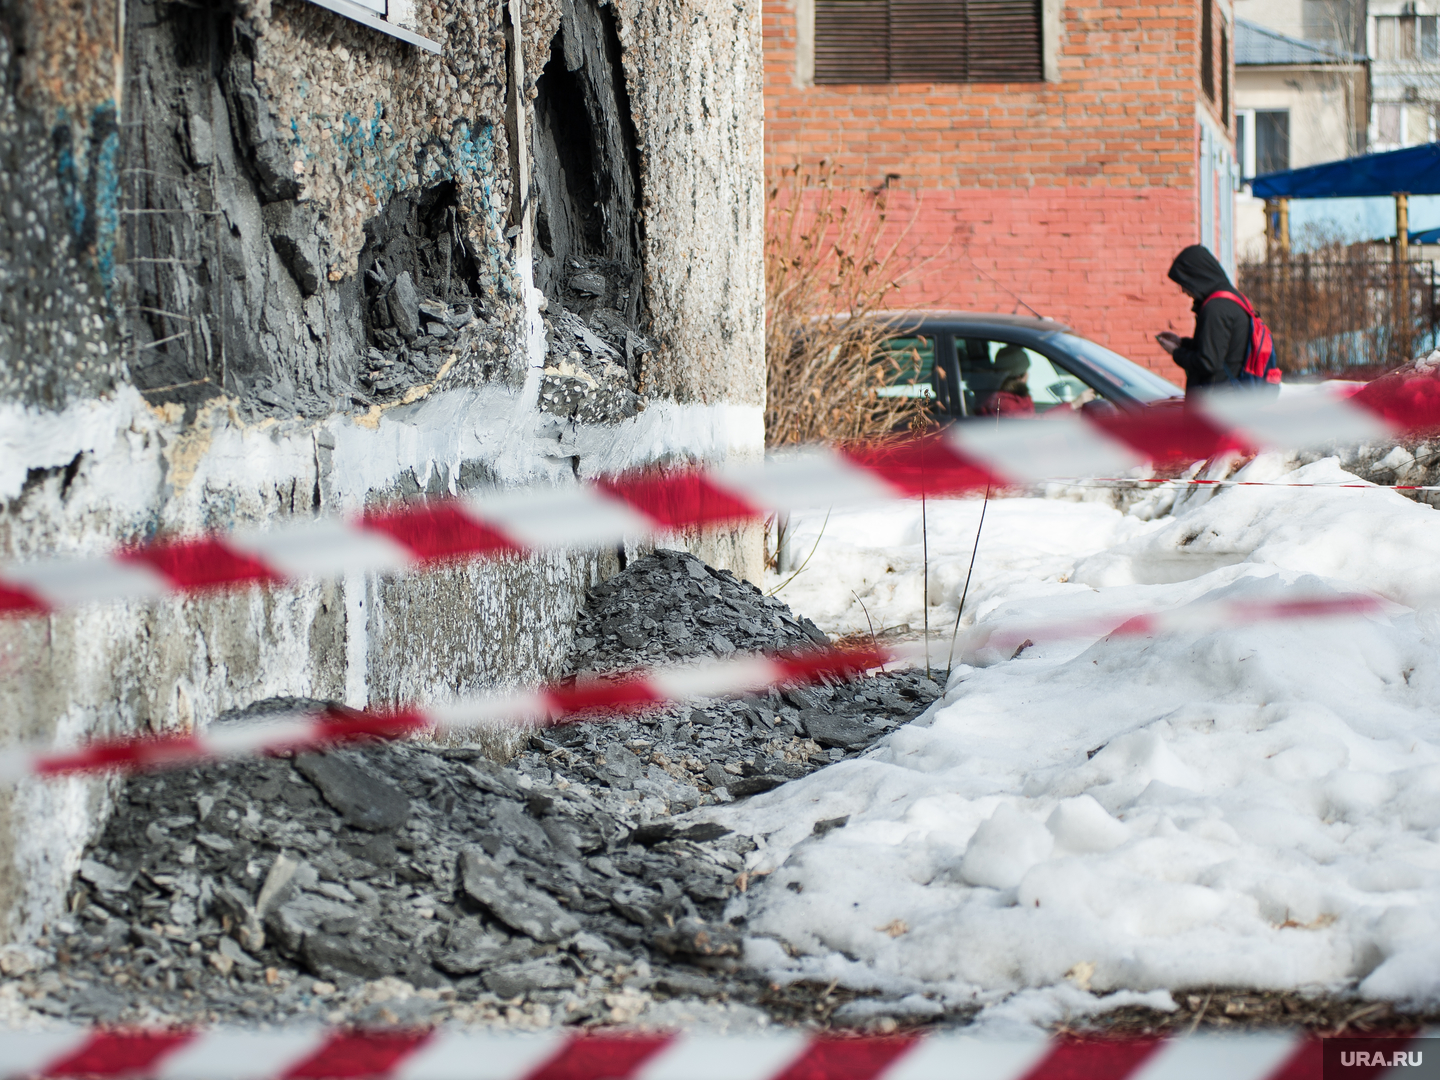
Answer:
top-left (764, 164), bottom-right (929, 447)
top-left (1239, 239), bottom-right (1440, 376)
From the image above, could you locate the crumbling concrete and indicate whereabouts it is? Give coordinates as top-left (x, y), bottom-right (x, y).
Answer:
top-left (0, 553), bottom-right (939, 1028)
top-left (0, 0), bottom-right (764, 947)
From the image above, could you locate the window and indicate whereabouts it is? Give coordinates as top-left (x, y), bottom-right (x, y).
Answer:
top-left (1255, 110), bottom-right (1289, 175)
top-left (814, 0), bottom-right (1043, 84)
top-left (876, 336), bottom-right (937, 398)
top-left (1376, 102), bottom-right (1403, 145)
top-left (1376, 15), bottom-right (1440, 60)
top-left (1220, 21), bottom-right (1230, 125)
top-left (957, 340), bottom-right (1105, 415)
top-left (1201, 0), bottom-right (1214, 101)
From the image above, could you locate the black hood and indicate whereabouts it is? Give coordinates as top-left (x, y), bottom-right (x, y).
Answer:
top-left (1167, 244), bottom-right (1233, 301)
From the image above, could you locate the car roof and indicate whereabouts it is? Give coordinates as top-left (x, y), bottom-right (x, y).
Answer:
top-left (881, 310), bottom-right (1075, 335)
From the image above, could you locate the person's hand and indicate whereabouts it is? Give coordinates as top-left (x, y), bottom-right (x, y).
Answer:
top-left (1155, 331), bottom-right (1182, 355)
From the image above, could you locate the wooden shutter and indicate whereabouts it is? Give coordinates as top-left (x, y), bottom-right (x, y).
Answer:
top-left (965, 0), bottom-right (1042, 82)
top-left (889, 0), bottom-right (967, 82)
top-left (815, 0), bottom-right (891, 84)
top-left (813, 0), bottom-right (1040, 84)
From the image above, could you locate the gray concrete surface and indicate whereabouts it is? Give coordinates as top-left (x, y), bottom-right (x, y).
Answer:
top-left (0, 0), bottom-right (764, 944)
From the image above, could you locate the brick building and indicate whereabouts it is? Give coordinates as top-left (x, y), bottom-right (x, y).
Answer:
top-left (765, 0), bottom-right (1239, 372)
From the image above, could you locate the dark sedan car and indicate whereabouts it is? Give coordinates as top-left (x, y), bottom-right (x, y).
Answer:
top-left (875, 311), bottom-right (1184, 418)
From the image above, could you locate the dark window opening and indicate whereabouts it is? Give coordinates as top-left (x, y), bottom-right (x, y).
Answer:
top-left (1220, 21), bottom-right (1229, 126)
top-left (1201, 0), bottom-right (1214, 101)
top-left (1256, 110), bottom-right (1289, 176)
top-left (814, 0), bottom-right (1042, 84)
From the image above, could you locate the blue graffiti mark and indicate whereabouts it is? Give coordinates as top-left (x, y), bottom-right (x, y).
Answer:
top-left (91, 106), bottom-right (122, 288)
top-left (312, 107), bottom-right (495, 205)
top-left (49, 102), bottom-right (123, 292)
top-left (53, 108), bottom-right (87, 241)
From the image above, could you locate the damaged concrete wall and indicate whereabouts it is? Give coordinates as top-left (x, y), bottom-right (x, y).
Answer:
top-left (0, 0), bottom-right (763, 944)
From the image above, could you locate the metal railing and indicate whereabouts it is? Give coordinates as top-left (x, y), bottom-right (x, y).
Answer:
top-left (1238, 257), bottom-right (1440, 375)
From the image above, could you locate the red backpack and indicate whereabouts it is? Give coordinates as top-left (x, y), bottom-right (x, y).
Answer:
top-left (1204, 290), bottom-right (1281, 390)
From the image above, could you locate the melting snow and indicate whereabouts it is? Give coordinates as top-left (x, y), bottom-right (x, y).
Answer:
top-left (719, 454), bottom-right (1440, 1018)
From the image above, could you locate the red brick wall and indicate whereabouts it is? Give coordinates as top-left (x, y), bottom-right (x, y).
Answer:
top-left (868, 187), bottom-right (1198, 374)
top-left (764, 0), bottom-right (1234, 375)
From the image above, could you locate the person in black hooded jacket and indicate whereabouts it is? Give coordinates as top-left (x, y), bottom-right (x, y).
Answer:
top-left (1156, 245), bottom-right (1251, 395)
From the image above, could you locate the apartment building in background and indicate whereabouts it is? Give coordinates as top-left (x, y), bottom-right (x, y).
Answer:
top-left (764, 0), bottom-right (1238, 372)
top-left (1369, 0), bottom-right (1440, 148)
top-left (1232, 1), bottom-right (1368, 256)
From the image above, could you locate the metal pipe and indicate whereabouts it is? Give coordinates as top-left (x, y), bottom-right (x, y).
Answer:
top-left (1396, 192), bottom-right (1410, 265)
top-left (1266, 198), bottom-right (1291, 260)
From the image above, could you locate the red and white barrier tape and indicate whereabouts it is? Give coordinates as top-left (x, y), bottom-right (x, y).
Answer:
top-left (1055, 476), bottom-right (1440, 490)
top-left (0, 643), bottom-right (894, 782)
top-left (0, 587), bottom-right (1386, 782)
top-left (0, 1026), bottom-right (1361, 1079)
top-left (3, 378), bottom-right (1438, 616)
top-left (968, 592), bottom-right (1389, 660)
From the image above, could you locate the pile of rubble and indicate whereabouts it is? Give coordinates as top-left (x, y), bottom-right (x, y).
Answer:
top-left (6, 552), bottom-right (940, 1029)
top-left (536, 257), bottom-right (655, 425)
top-left (359, 269), bottom-right (507, 407)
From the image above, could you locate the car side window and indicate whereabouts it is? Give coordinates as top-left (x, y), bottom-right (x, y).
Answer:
top-left (960, 339), bottom-right (1106, 415)
top-left (876, 335), bottom-right (936, 399)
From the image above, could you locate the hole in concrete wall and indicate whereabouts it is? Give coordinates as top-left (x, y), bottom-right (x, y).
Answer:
top-left (167, 0), bottom-right (235, 71)
top-left (354, 182), bottom-right (498, 403)
top-left (119, 0), bottom-right (491, 418)
top-left (534, 51), bottom-right (602, 260)
top-left (359, 181), bottom-right (484, 349)
top-left (530, 0), bottom-right (644, 319)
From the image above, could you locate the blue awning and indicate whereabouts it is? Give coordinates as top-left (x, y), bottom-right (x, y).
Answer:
top-left (1251, 143), bottom-right (1440, 199)
top-left (1412, 226), bottom-right (1440, 243)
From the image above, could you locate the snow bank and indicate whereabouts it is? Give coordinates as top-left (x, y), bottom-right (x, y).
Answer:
top-left (728, 456), bottom-right (1440, 1010)
top-left (767, 497), bottom-right (1154, 642)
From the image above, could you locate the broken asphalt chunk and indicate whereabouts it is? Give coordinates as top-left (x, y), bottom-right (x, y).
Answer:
top-left (457, 847), bottom-right (580, 943)
top-left (798, 711), bottom-right (877, 749)
top-left (294, 752), bottom-right (409, 832)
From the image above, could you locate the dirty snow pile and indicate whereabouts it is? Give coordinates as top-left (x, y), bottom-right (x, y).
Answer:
top-left (721, 454), bottom-right (1440, 1020)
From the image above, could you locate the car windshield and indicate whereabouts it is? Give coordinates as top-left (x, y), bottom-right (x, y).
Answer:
top-left (1049, 333), bottom-right (1183, 402)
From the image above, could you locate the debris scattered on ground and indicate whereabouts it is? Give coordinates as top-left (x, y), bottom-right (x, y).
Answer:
top-left (14, 551), bottom-right (939, 1029)
top-left (1076, 990), bottom-right (1438, 1037)
top-left (537, 257), bottom-right (654, 424)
